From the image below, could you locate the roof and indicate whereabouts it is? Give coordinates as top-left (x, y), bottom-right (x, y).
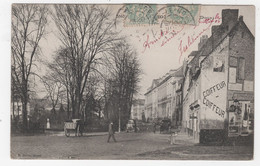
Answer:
top-left (172, 66), bottom-right (183, 77)
top-left (144, 66), bottom-right (184, 95)
top-left (133, 99), bottom-right (145, 105)
top-left (188, 51), bottom-right (198, 57)
top-left (185, 9), bottom-right (254, 79)
top-left (200, 17), bottom-right (254, 65)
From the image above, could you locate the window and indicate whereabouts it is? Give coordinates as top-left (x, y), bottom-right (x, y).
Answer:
top-left (238, 57), bottom-right (245, 80)
top-left (213, 57), bottom-right (224, 72)
top-left (229, 56), bottom-right (238, 67)
top-left (229, 67), bottom-right (236, 83)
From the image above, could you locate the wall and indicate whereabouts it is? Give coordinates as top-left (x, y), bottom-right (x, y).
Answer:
top-left (182, 67), bottom-right (191, 129)
top-left (200, 36), bottom-right (229, 130)
top-left (152, 88), bottom-right (158, 119)
top-left (158, 80), bottom-right (167, 118)
top-left (226, 20), bottom-right (254, 137)
top-left (227, 20), bottom-right (254, 101)
top-left (145, 91), bottom-right (153, 120)
top-left (175, 78), bottom-right (183, 126)
top-left (131, 102), bottom-right (145, 120)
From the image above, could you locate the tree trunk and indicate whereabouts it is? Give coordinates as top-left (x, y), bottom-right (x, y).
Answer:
top-left (71, 97), bottom-right (76, 119)
top-left (75, 100), bottom-right (79, 119)
top-left (17, 101), bottom-right (20, 121)
top-left (22, 101), bottom-right (28, 132)
top-left (118, 107), bottom-right (121, 132)
top-left (66, 90), bottom-right (70, 119)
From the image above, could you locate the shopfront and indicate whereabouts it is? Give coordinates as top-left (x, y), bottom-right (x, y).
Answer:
top-left (228, 99), bottom-right (254, 137)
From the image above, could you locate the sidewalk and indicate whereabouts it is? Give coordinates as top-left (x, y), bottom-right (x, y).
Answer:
top-left (175, 131), bottom-right (198, 145)
top-left (163, 131), bottom-right (197, 145)
top-left (45, 130), bottom-right (108, 137)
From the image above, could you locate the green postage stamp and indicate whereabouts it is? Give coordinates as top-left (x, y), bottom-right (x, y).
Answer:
top-left (124, 4), bottom-right (201, 26)
top-left (124, 4), bottom-right (157, 26)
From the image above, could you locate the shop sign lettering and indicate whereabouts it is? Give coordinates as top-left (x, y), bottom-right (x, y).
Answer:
top-left (203, 81), bottom-right (226, 97)
top-left (203, 97), bottom-right (225, 118)
top-left (202, 81), bottom-right (226, 118)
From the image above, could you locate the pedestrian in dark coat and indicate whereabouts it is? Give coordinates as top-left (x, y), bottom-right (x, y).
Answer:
top-left (153, 122), bottom-right (156, 133)
top-left (107, 122), bottom-right (117, 142)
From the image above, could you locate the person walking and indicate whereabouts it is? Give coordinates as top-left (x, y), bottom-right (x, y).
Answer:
top-left (107, 122), bottom-right (117, 143)
top-left (153, 122), bottom-right (156, 133)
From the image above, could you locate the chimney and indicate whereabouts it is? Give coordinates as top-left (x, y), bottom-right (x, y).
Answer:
top-left (221, 9), bottom-right (238, 27)
top-left (198, 35), bottom-right (208, 50)
top-left (211, 25), bottom-right (218, 35)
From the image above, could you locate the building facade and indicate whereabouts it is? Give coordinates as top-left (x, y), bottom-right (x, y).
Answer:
top-left (182, 9), bottom-right (254, 143)
top-left (144, 67), bottom-right (183, 127)
top-left (144, 79), bottom-right (159, 121)
top-left (131, 99), bottom-right (145, 120)
top-left (11, 101), bottom-right (30, 120)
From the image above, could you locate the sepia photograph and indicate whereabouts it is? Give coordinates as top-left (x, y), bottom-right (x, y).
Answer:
top-left (1, 0), bottom-right (258, 162)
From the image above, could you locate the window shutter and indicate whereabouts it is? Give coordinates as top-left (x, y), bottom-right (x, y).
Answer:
top-left (238, 57), bottom-right (245, 80)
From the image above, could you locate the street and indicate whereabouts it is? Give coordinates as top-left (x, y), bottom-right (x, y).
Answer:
top-left (11, 132), bottom-right (253, 160)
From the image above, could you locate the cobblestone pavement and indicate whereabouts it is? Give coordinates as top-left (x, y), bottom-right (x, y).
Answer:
top-left (11, 132), bottom-right (253, 160)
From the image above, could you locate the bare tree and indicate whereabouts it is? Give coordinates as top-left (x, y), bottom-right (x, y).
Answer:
top-left (42, 75), bottom-right (63, 115)
top-left (81, 71), bottom-right (98, 121)
top-left (48, 47), bottom-right (104, 122)
top-left (47, 48), bottom-right (74, 119)
top-left (103, 40), bottom-right (142, 132)
top-left (52, 5), bottom-right (119, 118)
top-left (11, 4), bottom-right (48, 131)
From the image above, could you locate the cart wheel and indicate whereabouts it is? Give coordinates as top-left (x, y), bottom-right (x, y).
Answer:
top-left (65, 129), bottom-right (70, 137)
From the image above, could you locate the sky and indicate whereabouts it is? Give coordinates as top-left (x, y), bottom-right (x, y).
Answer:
top-left (38, 5), bottom-right (255, 98)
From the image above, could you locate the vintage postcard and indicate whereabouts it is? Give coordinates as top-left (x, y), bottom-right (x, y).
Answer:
top-left (9, 3), bottom-right (255, 160)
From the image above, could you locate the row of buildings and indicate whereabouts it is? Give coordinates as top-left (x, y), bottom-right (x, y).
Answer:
top-left (144, 67), bottom-right (183, 126)
top-left (144, 9), bottom-right (254, 143)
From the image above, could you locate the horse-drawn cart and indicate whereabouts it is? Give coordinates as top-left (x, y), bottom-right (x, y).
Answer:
top-left (64, 119), bottom-right (82, 137)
